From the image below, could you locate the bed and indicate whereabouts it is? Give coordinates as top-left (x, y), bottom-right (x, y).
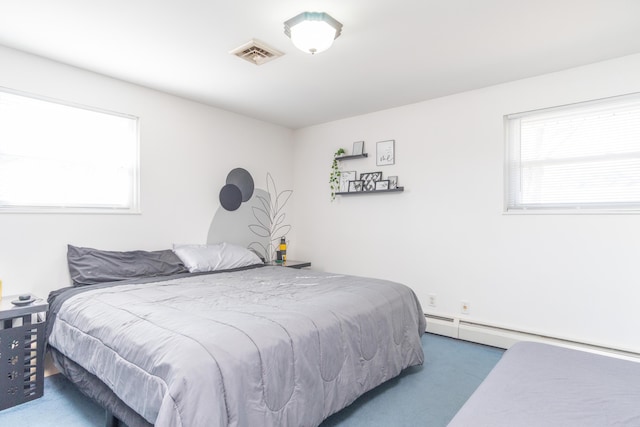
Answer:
top-left (47, 244), bottom-right (426, 427)
top-left (447, 341), bottom-right (640, 427)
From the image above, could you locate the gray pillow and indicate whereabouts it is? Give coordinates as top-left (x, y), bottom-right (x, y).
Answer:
top-left (68, 245), bottom-right (189, 286)
top-left (172, 242), bottom-right (263, 273)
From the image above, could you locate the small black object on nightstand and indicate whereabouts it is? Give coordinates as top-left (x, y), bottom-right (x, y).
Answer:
top-left (11, 294), bottom-right (37, 306)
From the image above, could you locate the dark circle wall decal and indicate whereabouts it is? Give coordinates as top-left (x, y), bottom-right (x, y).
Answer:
top-left (226, 168), bottom-right (254, 202)
top-left (219, 184), bottom-right (243, 211)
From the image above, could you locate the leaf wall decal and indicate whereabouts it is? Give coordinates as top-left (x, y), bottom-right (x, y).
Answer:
top-left (248, 172), bottom-right (293, 261)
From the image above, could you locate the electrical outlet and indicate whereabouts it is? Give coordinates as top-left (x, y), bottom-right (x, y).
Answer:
top-left (461, 300), bottom-right (470, 314)
top-left (428, 294), bottom-right (437, 307)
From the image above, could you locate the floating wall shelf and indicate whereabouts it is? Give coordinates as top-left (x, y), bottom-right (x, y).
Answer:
top-left (335, 153), bottom-right (368, 161)
top-left (336, 186), bottom-right (404, 196)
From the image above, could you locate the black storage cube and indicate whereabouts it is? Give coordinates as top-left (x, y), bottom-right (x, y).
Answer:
top-left (0, 297), bottom-right (48, 411)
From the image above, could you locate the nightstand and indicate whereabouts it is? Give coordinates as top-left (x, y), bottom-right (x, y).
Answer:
top-left (0, 294), bottom-right (48, 410)
top-left (266, 260), bottom-right (312, 269)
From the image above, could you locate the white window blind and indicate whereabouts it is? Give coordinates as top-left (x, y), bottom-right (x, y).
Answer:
top-left (505, 93), bottom-right (640, 213)
top-left (0, 87), bottom-right (139, 213)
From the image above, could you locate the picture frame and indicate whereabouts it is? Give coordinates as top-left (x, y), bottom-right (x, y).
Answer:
top-left (348, 180), bottom-right (363, 192)
top-left (375, 180), bottom-right (390, 191)
top-left (360, 171), bottom-right (382, 191)
top-left (388, 176), bottom-right (398, 189)
top-left (376, 140), bottom-right (395, 166)
top-left (352, 141), bottom-right (364, 156)
top-left (339, 171), bottom-right (356, 192)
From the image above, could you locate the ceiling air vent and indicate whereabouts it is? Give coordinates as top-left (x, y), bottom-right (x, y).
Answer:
top-left (230, 39), bottom-right (284, 66)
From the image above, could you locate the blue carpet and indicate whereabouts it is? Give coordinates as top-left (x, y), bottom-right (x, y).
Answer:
top-left (0, 334), bottom-right (503, 426)
top-left (322, 334), bottom-right (504, 427)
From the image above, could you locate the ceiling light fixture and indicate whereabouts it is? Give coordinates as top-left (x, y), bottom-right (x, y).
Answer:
top-left (284, 12), bottom-right (343, 55)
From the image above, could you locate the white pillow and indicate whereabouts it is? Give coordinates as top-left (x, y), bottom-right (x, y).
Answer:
top-left (172, 242), bottom-right (262, 273)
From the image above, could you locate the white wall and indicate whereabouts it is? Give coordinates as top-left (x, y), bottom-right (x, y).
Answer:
top-left (291, 53), bottom-right (640, 353)
top-left (0, 45), bottom-right (294, 299)
top-left (2, 44), bottom-right (638, 354)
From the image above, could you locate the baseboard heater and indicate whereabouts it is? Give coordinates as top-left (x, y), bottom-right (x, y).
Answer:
top-left (424, 313), bottom-right (640, 361)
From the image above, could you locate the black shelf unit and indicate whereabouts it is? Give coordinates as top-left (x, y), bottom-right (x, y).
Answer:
top-left (335, 153), bottom-right (368, 161)
top-left (336, 186), bottom-right (405, 196)
top-left (0, 295), bottom-right (48, 411)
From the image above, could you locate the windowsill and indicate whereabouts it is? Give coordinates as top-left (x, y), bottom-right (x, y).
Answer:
top-left (0, 207), bottom-right (141, 215)
top-left (503, 209), bottom-right (640, 215)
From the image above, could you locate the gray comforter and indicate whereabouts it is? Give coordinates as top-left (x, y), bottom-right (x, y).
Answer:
top-left (448, 341), bottom-right (640, 426)
top-left (48, 266), bottom-right (425, 427)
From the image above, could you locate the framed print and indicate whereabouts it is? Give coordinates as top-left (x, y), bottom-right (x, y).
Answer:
top-left (376, 140), bottom-right (395, 166)
top-left (339, 171), bottom-right (356, 192)
top-left (388, 176), bottom-right (398, 189)
top-left (375, 180), bottom-right (390, 191)
top-left (352, 141), bottom-right (364, 156)
top-left (360, 171), bottom-right (382, 191)
top-left (348, 180), bottom-right (363, 192)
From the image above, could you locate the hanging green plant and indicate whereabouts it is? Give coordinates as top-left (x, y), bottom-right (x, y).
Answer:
top-left (329, 148), bottom-right (346, 201)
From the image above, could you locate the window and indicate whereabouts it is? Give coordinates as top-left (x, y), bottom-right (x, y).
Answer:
top-left (0, 87), bottom-right (139, 213)
top-left (505, 93), bottom-right (640, 213)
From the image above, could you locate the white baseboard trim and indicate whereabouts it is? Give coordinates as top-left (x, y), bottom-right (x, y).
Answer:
top-left (425, 313), bottom-right (640, 362)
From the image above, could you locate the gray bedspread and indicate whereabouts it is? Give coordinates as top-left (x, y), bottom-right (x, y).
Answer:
top-left (448, 341), bottom-right (640, 426)
top-left (48, 266), bottom-right (425, 427)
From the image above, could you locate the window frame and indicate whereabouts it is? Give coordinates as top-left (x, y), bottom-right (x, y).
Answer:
top-left (0, 86), bottom-right (140, 214)
top-left (504, 93), bottom-right (640, 215)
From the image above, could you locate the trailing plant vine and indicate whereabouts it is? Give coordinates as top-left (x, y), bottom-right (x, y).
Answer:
top-left (329, 148), bottom-right (345, 201)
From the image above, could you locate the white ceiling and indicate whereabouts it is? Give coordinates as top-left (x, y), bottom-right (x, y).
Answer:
top-left (1, 1), bottom-right (640, 129)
